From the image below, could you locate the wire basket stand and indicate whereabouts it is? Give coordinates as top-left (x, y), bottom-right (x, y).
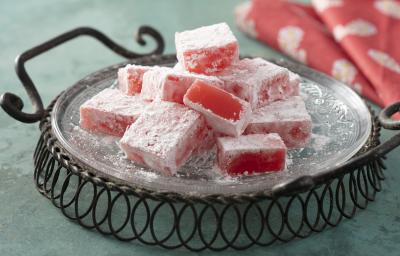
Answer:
top-left (1, 26), bottom-right (400, 251)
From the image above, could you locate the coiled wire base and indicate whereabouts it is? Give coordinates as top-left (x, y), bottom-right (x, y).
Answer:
top-left (0, 26), bottom-right (392, 251)
top-left (33, 101), bottom-right (384, 251)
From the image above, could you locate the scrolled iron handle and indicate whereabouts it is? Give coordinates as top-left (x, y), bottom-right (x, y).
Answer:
top-left (272, 101), bottom-right (400, 197)
top-left (0, 26), bottom-right (165, 123)
top-left (379, 101), bottom-right (400, 130)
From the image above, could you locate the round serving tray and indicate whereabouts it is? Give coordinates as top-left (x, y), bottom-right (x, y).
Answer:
top-left (2, 27), bottom-right (400, 250)
top-left (51, 54), bottom-right (372, 197)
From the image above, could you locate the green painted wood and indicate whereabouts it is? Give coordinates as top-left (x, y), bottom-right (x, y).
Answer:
top-left (0, 0), bottom-right (399, 255)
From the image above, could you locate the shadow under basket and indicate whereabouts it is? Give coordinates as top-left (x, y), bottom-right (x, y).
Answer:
top-left (2, 26), bottom-right (400, 251)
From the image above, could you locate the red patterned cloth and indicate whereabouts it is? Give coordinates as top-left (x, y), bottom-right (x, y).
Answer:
top-left (235, 0), bottom-right (400, 108)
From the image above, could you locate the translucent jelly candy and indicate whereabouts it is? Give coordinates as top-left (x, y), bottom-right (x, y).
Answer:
top-left (245, 96), bottom-right (312, 148)
top-left (217, 133), bottom-right (286, 175)
top-left (117, 64), bottom-right (152, 95)
top-left (119, 101), bottom-right (208, 175)
top-left (183, 79), bottom-right (252, 137)
top-left (80, 88), bottom-right (149, 137)
top-left (141, 67), bottom-right (222, 104)
top-left (175, 23), bottom-right (239, 75)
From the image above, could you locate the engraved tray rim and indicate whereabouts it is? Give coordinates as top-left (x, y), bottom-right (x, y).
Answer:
top-left (50, 54), bottom-right (372, 197)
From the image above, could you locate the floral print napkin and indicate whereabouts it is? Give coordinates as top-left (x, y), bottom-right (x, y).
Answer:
top-left (236, 0), bottom-right (400, 108)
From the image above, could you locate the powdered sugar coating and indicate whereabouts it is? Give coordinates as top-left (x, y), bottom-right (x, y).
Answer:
top-left (80, 88), bottom-right (149, 136)
top-left (217, 133), bottom-right (284, 152)
top-left (173, 62), bottom-right (184, 71)
top-left (117, 64), bottom-right (152, 95)
top-left (141, 67), bottom-right (223, 103)
top-left (176, 23), bottom-right (237, 51)
top-left (119, 101), bottom-right (207, 175)
top-left (183, 81), bottom-right (252, 137)
top-left (217, 58), bottom-right (290, 109)
top-left (245, 96), bottom-right (312, 148)
top-left (250, 96), bottom-right (310, 121)
top-left (140, 67), bottom-right (169, 101)
top-left (175, 23), bottom-right (239, 74)
top-left (286, 71), bottom-right (301, 96)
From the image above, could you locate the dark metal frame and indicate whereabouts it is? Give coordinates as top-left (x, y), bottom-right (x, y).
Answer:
top-left (0, 26), bottom-right (164, 123)
top-left (2, 27), bottom-right (400, 251)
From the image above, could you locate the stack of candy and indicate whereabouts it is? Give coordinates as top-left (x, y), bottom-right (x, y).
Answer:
top-left (79, 23), bottom-right (312, 176)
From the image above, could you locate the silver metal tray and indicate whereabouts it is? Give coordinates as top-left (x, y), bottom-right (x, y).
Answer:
top-left (3, 27), bottom-right (400, 250)
top-left (51, 55), bottom-right (372, 196)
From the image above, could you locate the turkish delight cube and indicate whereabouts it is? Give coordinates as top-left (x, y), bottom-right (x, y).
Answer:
top-left (117, 64), bottom-right (152, 95)
top-left (217, 133), bottom-right (286, 175)
top-left (245, 96), bottom-right (312, 148)
top-left (80, 88), bottom-right (149, 137)
top-left (217, 58), bottom-right (290, 109)
top-left (141, 67), bottom-right (223, 104)
top-left (119, 101), bottom-right (208, 175)
top-left (183, 79), bottom-right (252, 137)
top-left (175, 23), bottom-right (239, 75)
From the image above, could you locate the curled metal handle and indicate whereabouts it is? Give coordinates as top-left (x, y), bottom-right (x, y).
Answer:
top-left (0, 26), bottom-right (165, 123)
top-left (272, 101), bottom-right (400, 197)
top-left (379, 101), bottom-right (400, 130)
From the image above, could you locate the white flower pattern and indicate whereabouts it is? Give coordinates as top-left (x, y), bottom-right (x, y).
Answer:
top-left (332, 59), bottom-right (357, 84)
top-left (374, 0), bottom-right (400, 19)
top-left (333, 19), bottom-right (377, 41)
top-left (235, 1), bottom-right (258, 38)
top-left (368, 49), bottom-right (400, 74)
top-left (278, 26), bottom-right (307, 63)
top-left (311, 0), bottom-right (343, 12)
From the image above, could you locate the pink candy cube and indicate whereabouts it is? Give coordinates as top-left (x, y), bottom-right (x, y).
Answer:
top-left (245, 96), bottom-right (312, 148)
top-left (80, 88), bottom-right (149, 137)
top-left (141, 67), bottom-right (223, 104)
top-left (183, 80), bottom-right (252, 137)
top-left (217, 58), bottom-right (289, 109)
top-left (119, 101), bottom-right (207, 175)
top-left (117, 64), bottom-right (152, 95)
top-left (175, 23), bottom-right (239, 75)
top-left (217, 133), bottom-right (286, 175)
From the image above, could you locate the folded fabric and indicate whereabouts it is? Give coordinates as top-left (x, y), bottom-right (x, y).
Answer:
top-left (289, 1), bottom-right (324, 22)
top-left (235, 0), bottom-right (391, 106)
top-left (311, 0), bottom-right (400, 109)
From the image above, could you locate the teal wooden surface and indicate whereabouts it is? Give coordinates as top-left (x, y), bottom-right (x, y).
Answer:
top-left (0, 0), bottom-right (399, 255)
